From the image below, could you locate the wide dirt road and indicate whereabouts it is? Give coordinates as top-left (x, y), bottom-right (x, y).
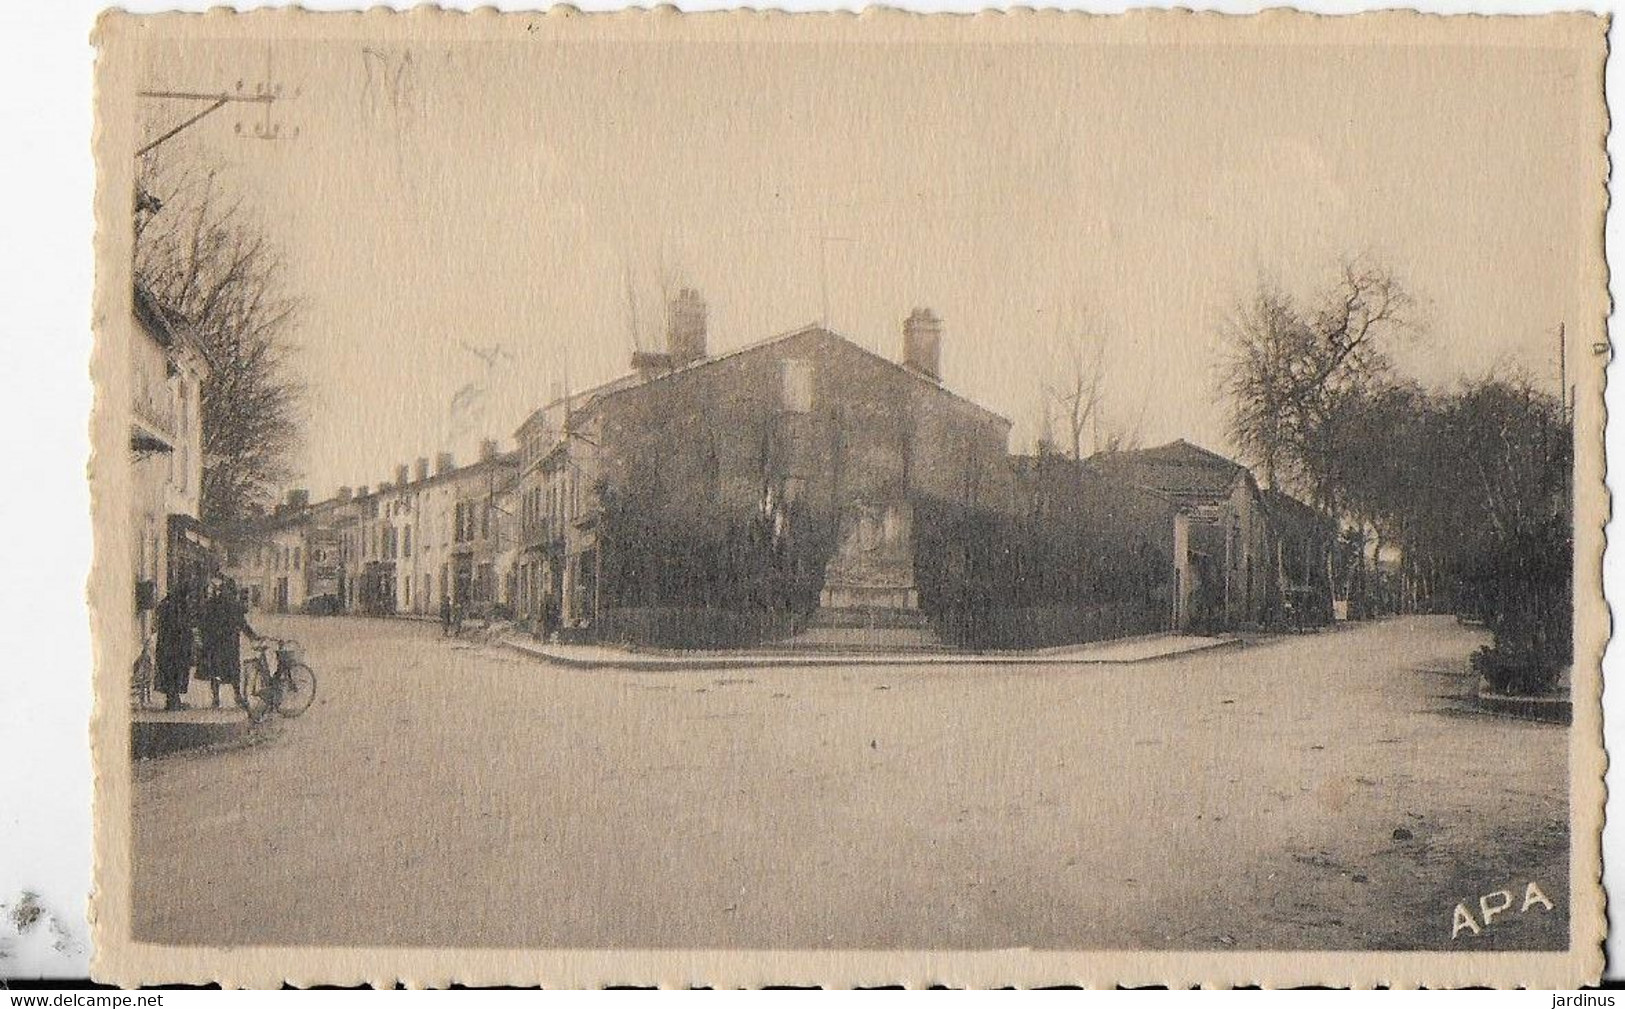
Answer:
top-left (131, 615), bottom-right (1568, 950)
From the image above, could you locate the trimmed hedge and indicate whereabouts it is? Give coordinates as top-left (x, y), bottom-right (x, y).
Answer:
top-left (597, 606), bottom-right (801, 650)
top-left (933, 600), bottom-right (1167, 652)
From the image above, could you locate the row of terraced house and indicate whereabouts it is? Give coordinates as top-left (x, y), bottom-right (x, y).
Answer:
top-left (224, 291), bottom-right (1336, 649)
top-left (222, 441), bottom-right (519, 622)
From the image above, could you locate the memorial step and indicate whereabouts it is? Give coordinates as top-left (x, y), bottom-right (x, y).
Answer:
top-left (776, 623), bottom-right (946, 652)
top-left (807, 606), bottom-right (936, 631)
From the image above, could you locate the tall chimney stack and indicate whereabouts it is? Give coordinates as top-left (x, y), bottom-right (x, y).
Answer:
top-left (435, 452), bottom-right (455, 476)
top-left (666, 288), bottom-right (707, 367)
top-left (336, 486), bottom-right (353, 503)
top-left (479, 438), bottom-right (499, 462)
top-left (357, 485), bottom-right (370, 499)
top-left (285, 488), bottom-right (310, 510)
top-left (415, 457), bottom-right (430, 483)
top-left (395, 463), bottom-right (410, 488)
top-left (902, 308), bottom-right (942, 381)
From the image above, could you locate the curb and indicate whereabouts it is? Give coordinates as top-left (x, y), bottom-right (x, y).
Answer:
top-left (1473, 691), bottom-right (1572, 725)
top-left (499, 635), bottom-right (1243, 672)
top-left (131, 713), bottom-right (257, 760)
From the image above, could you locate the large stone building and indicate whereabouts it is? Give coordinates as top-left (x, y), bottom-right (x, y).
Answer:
top-left (224, 291), bottom-right (1331, 648)
top-left (129, 284), bottom-right (211, 649)
top-left (508, 293), bottom-right (1013, 644)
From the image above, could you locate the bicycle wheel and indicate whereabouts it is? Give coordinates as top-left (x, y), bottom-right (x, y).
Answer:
top-left (131, 654), bottom-right (154, 711)
top-left (239, 659), bottom-right (272, 723)
top-left (277, 663), bottom-right (317, 717)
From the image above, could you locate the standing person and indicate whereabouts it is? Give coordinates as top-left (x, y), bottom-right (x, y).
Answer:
top-left (440, 594), bottom-right (453, 637)
top-left (154, 580), bottom-right (195, 711)
top-left (201, 575), bottom-right (259, 709)
top-left (540, 591), bottom-right (559, 642)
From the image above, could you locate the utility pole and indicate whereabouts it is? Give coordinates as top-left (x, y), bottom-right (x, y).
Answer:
top-left (137, 48), bottom-right (297, 158)
top-left (1558, 322), bottom-right (1569, 420)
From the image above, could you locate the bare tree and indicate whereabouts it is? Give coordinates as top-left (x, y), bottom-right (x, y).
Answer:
top-left (1216, 283), bottom-right (1304, 489)
top-left (1217, 260), bottom-right (1416, 617)
top-left (1218, 260), bottom-right (1414, 507)
top-left (1042, 317), bottom-right (1108, 461)
top-left (135, 163), bottom-right (306, 523)
top-left (1094, 377), bottom-right (1150, 455)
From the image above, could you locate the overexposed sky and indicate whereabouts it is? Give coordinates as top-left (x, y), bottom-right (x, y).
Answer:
top-left (137, 27), bottom-right (1600, 498)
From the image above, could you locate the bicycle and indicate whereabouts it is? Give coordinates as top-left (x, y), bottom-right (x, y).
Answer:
top-left (131, 641), bottom-right (155, 711)
top-left (239, 637), bottom-right (318, 723)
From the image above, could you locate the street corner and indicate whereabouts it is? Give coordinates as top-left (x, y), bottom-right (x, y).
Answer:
top-left (129, 678), bottom-right (284, 761)
top-left (130, 706), bottom-right (261, 760)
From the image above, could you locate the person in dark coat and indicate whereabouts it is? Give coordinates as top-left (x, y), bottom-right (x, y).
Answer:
top-left (200, 576), bottom-right (259, 709)
top-left (540, 592), bottom-right (559, 642)
top-left (440, 595), bottom-right (453, 637)
top-left (154, 581), bottom-right (195, 710)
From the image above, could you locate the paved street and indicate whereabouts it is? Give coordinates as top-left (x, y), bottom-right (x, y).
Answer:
top-left (131, 615), bottom-right (1568, 951)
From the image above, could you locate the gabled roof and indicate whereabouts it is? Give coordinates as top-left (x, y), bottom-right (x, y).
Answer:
top-left (1087, 439), bottom-right (1249, 500)
top-left (133, 283), bottom-right (213, 376)
top-left (1010, 451), bottom-right (1181, 509)
top-left (560, 323), bottom-right (1011, 430)
top-left (133, 284), bottom-right (176, 348)
top-left (1101, 438), bottom-right (1243, 471)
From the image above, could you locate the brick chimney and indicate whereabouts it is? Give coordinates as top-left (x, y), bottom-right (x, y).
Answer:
top-left (414, 457), bottom-right (430, 483)
top-left (336, 486), bottom-right (353, 502)
top-left (902, 308), bottom-right (942, 381)
top-left (479, 438), bottom-right (498, 462)
top-left (357, 485), bottom-right (370, 499)
top-left (435, 452), bottom-right (455, 476)
top-left (285, 488), bottom-right (310, 510)
top-left (395, 463), bottom-right (410, 488)
top-left (666, 288), bottom-right (707, 367)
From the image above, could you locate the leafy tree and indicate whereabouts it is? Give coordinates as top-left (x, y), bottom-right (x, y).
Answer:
top-left (595, 409), bottom-right (836, 645)
top-left (1440, 379), bottom-right (1572, 692)
top-left (1326, 380), bottom-right (1429, 612)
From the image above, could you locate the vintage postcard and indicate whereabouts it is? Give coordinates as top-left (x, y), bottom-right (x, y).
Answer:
top-left (90, 7), bottom-right (1608, 988)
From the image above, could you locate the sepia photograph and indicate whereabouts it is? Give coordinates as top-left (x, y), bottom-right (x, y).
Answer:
top-left (89, 8), bottom-right (1607, 988)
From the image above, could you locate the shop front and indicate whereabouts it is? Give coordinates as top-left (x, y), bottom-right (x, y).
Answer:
top-left (166, 513), bottom-right (216, 604)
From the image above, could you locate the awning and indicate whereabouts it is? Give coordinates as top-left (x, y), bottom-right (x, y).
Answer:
top-left (167, 513), bottom-right (214, 554)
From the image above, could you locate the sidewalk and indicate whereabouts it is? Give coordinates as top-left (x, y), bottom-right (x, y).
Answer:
top-left (499, 630), bottom-right (1241, 671)
top-left (130, 677), bottom-right (257, 759)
